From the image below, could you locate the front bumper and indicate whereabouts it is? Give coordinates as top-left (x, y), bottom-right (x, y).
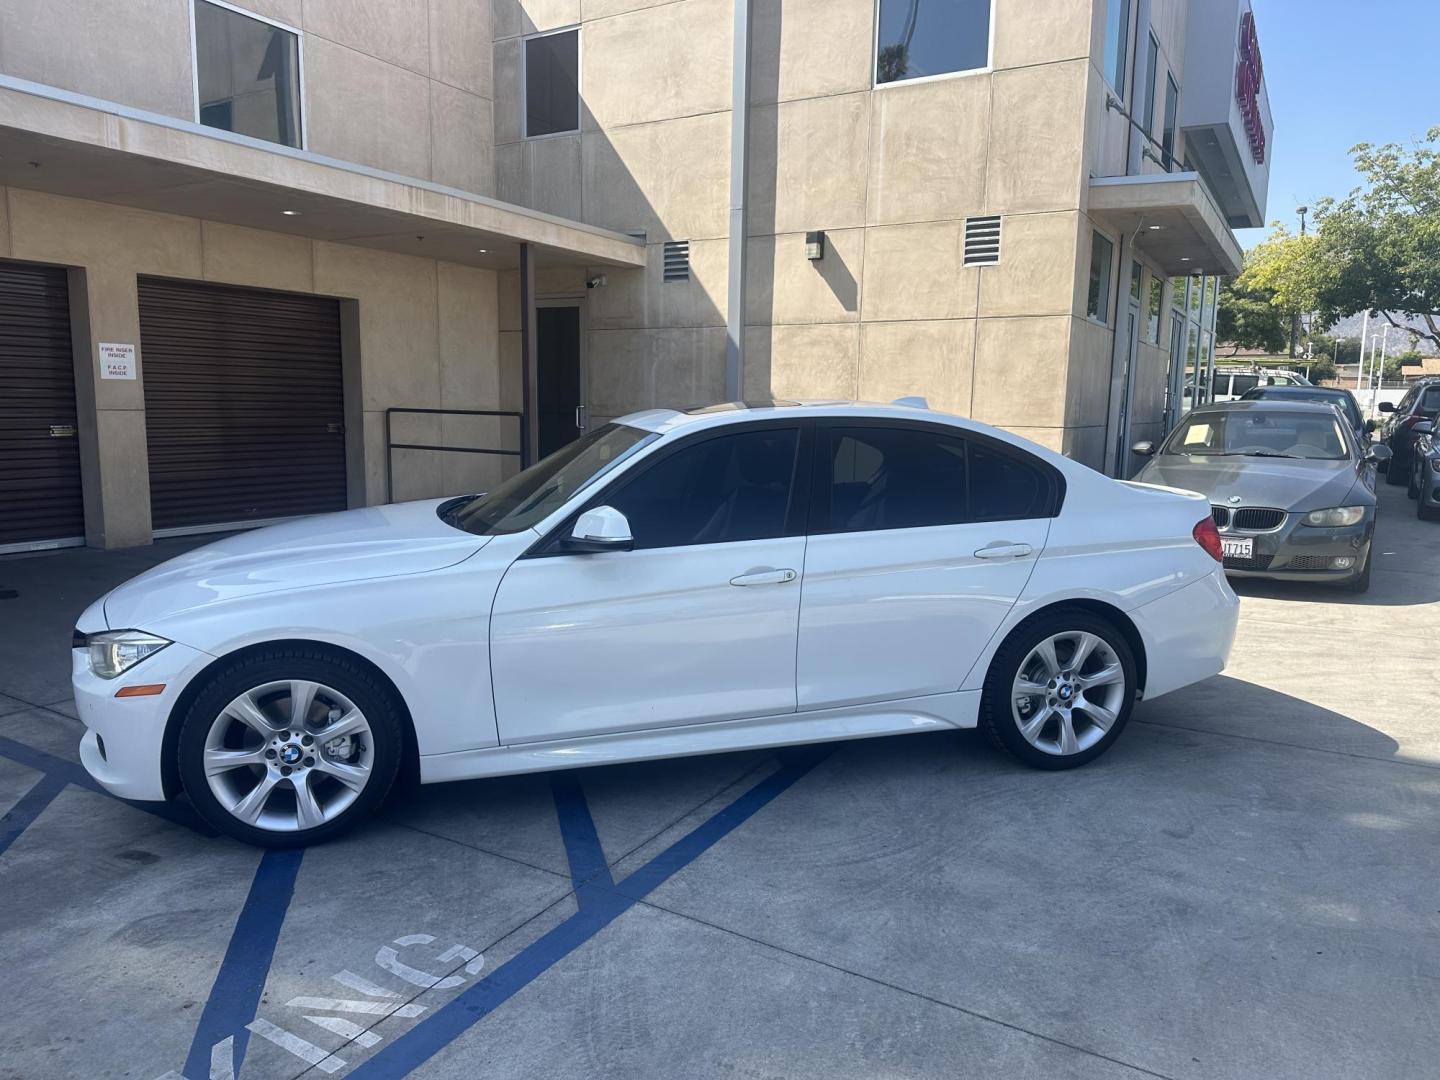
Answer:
top-left (1220, 513), bottom-right (1373, 584)
top-left (73, 640), bottom-right (213, 802)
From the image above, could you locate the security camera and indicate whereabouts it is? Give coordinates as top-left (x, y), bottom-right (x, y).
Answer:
top-left (586, 274), bottom-right (608, 289)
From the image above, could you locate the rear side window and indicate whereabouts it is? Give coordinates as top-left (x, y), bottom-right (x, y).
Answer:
top-left (602, 428), bottom-right (800, 550)
top-left (1229, 374), bottom-right (1260, 395)
top-left (817, 426), bottom-right (1053, 533)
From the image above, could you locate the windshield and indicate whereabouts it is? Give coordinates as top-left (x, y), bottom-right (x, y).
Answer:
top-left (1246, 389), bottom-right (1362, 430)
top-left (1163, 410), bottom-right (1350, 461)
top-left (439, 423), bottom-right (657, 535)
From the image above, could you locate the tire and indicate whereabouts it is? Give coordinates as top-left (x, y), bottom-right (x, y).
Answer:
top-left (1385, 449), bottom-right (1408, 485)
top-left (980, 609), bottom-right (1138, 771)
top-left (177, 647), bottom-right (405, 847)
top-left (1407, 462), bottom-right (1421, 499)
top-left (1345, 552), bottom-right (1372, 593)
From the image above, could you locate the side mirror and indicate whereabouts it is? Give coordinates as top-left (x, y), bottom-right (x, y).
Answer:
top-left (1364, 419), bottom-right (1377, 434)
top-left (1378, 401), bottom-right (1396, 413)
top-left (563, 505), bottom-right (634, 553)
top-left (1131, 440), bottom-right (1157, 457)
top-left (1366, 443), bottom-right (1393, 464)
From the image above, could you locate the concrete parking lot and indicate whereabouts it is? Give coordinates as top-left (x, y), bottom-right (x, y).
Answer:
top-left (2, 483), bottom-right (1437, 1080)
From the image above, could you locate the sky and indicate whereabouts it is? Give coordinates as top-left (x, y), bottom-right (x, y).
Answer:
top-left (1235, 0), bottom-right (1436, 249)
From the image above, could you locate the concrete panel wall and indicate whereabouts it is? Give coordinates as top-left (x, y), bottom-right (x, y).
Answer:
top-left (0, 0), bottom-right (495, 195)
top-left (1, 188), bottom-right (504, 547)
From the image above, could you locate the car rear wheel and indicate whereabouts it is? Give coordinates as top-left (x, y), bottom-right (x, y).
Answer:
top-left (980, 610), bottom-right (1137, 770)
top-left (1386, 450), bottom-right (1409, 485)
top-left (177, 648), bottom-right (403, 847)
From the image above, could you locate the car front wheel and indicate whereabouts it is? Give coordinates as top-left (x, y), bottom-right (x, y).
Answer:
top-left (1386, 449), bottom-right (1409, 485)
top-left (980, 610), bottom-right (1137, 770)
top-left (177, 648), bottom-right (404, 847)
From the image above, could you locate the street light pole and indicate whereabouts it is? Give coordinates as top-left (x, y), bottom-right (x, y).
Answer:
top-left (1355, 310), bottom-right (1370, 391)
top-left (1290, 205), bottom-right (1308, 359)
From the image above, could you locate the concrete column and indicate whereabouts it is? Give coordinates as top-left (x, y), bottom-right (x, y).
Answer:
top-left (518, 243), bottom-right (539, 467)
top-left (68, 266), bottom-right (154, 549)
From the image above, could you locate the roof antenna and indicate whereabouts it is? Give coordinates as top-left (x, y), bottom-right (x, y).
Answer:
top-left (892, 396), bottom-right (929, 409)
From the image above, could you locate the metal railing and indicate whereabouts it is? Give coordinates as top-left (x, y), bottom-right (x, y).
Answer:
top-left (384, 408), bottom-right (527, 503)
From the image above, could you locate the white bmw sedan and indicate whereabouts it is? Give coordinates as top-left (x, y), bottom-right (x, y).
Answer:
top-left (73, 401), bottom-right (1238, 846)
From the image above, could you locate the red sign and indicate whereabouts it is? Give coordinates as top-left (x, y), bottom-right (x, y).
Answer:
top-left (1235, 10), bottom-right (1266, 164)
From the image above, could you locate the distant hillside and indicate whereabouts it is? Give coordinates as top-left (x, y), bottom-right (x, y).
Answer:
top-left (1324, 312), bottom-right (1439, 354)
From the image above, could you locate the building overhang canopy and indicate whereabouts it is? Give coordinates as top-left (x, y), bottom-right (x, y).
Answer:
top-left (1087, 173), bottom-right (1244, 279)
top-left (0, 76), bottom-right (645, 272)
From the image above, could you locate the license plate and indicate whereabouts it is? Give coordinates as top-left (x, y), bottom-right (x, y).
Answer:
top-left (1221, 536), bottom-right (1254, 559)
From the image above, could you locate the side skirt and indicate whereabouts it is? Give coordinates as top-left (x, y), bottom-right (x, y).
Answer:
top-left (419, 691), bottom-right (979, 784)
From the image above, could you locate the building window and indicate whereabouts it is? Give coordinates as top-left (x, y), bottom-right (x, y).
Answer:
top-left (1142, 34), bottom-right (1160, 136)
top-left (1161, 74), bottom-right (1179, 168)
top-left (875, 0), bottom-right (992, 86)
top-left (1103, 0), bottom-right (1132, 93)
top-left (193, 0), bottom-right (302, 147)
top-left (1147, 277), bottom-right (1163, 343)
top-left (524, 28), bottom-right (579, 137)
top-left (1087, 232), bottom-right (1114, 323)
top-left (1129, 261), bottom-right (1144, 303)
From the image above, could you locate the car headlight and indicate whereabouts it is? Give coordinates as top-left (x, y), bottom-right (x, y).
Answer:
top-left (1301, 506), bottom-right (1365, 528)
top-left (75, 630), bottom-right (172, 679)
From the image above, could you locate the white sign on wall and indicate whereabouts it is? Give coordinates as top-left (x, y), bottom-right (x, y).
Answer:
top-left (98, 342), bottom-right (137, 380)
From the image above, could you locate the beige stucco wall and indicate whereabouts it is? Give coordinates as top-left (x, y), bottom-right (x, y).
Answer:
top-left (1, 186), bottom-right (503, 548)
top-left (0, 0), bottom-right (495, 195)
top-left (489, 0), bottom-right (1173, 469)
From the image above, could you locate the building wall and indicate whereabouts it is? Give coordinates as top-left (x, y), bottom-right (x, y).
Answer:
top-left (491, 0), bottom-right (1199, 468)
top-left (0, 0), bottom-right (496, 194)
top-left (0, 186), bottom-right (504, 547)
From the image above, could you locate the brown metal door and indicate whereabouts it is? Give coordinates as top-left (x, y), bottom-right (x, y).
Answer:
top-left (138, 278), bottom-right (347, 530)
top-left (0, 261), bottom-right (84, 549)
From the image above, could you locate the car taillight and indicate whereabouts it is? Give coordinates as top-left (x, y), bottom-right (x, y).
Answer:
top-left (1193, 516), bottom-right (1224, 562)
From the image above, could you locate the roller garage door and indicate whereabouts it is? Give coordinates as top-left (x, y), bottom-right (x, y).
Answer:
top-left (0, 262), bottom-right (84, 550)
top-left (138, 278), bottom-right (347, 531)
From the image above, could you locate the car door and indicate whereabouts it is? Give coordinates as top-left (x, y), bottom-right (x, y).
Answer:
top-left (490, 422), bottom-right (809, 744)
top-left (796, 421), bottom-right (1056, 711)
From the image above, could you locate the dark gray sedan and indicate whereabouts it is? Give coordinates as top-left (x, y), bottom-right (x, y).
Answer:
top-left (1132, 400), bottom-right (1391, 591)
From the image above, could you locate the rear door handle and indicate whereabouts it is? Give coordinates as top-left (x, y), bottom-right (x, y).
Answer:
top-left (730, 568), bottom-right (797, 586)
top-left (974, 542), bottom-right (1034, 560)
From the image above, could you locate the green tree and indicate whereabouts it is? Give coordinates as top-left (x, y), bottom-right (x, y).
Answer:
top-left (1216, 278), bottom-right (1288, 355)
top-left (1309, 128), bottom-right (1440, 351)
top-left (1306, 355), bottom-right (1338, 383)
top-left (1305, 334), bottom-right (1362, 366)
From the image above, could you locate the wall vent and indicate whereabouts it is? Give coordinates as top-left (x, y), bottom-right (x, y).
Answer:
top-left (663, 240), bottom-right (691, 282)
top-left (963, 216), bottom-right (1002, 266)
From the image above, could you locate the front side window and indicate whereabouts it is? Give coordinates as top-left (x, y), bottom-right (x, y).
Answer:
top-left (1103, 0), bottom-right (1133, 92)
top-left (525, 28), bottom-right (579, 137)
top-left (602, 428), bottom-right (800, 550)
top-left (1087, 232), bottom-right (1114, 323)
top-left (818, 426), bottom-right (1050, 533)
top-left (193, 0), bottom-right (302, 147)
top-left (441, 423), bottom-right (655, 536)
top-left (876, 0), bottom-right (992, 85)
top-left (1164, 411), bottom-right (1349, 461)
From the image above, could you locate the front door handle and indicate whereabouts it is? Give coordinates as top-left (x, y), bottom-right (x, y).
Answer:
top-left (974, 542), bottom-right (1034, 560)
top-left (730, 568), bottom-right (797, 586)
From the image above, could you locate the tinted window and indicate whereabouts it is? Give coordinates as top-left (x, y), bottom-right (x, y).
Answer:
top-left (604, 428), bottom-right (799, 550)
top-left (876, 0), bottom-right (991, 85)
top-left (525, 29), bottom-right (579, 137)
top-left (1087, 232), bottom-right (1114, 322)
top-left (1229, 374), bottom-right (1260, 395)
top-left (1103, 0), bottom-right (1132, 92)
top-left (820, 426), bottom-right (1049, 533)
top-left (1420, 387), bottom-right (1440, 413)
top-left (194, 0), bottom-right (301, 147)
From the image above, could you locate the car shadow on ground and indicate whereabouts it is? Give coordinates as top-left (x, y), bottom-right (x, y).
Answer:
top-left (1228, 567), bottom-right (1440, 607)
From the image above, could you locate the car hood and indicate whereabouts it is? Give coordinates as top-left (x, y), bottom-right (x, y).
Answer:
top-left (1133, 456), bottom-right (1366, 513)
top-left (103, 499), bottom-right (490, 629)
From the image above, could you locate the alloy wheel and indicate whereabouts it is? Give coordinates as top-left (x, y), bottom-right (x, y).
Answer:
top-left (202, 679), bottom-right (375, 832)
top-left (1010, 631), bottom-right (1127, 756)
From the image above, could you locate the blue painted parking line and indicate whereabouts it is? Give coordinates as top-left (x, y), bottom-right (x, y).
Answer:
top-left (346, 750), bottom-right (827, 1079)
top-left (0, 733), bottom-right (215, 835)
top-left (182, 848), bottom-right (306, 1080)
top-left (0, 771), bottom-right (69, 856)
top-left (550, 773), bottom-right (614, 901)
